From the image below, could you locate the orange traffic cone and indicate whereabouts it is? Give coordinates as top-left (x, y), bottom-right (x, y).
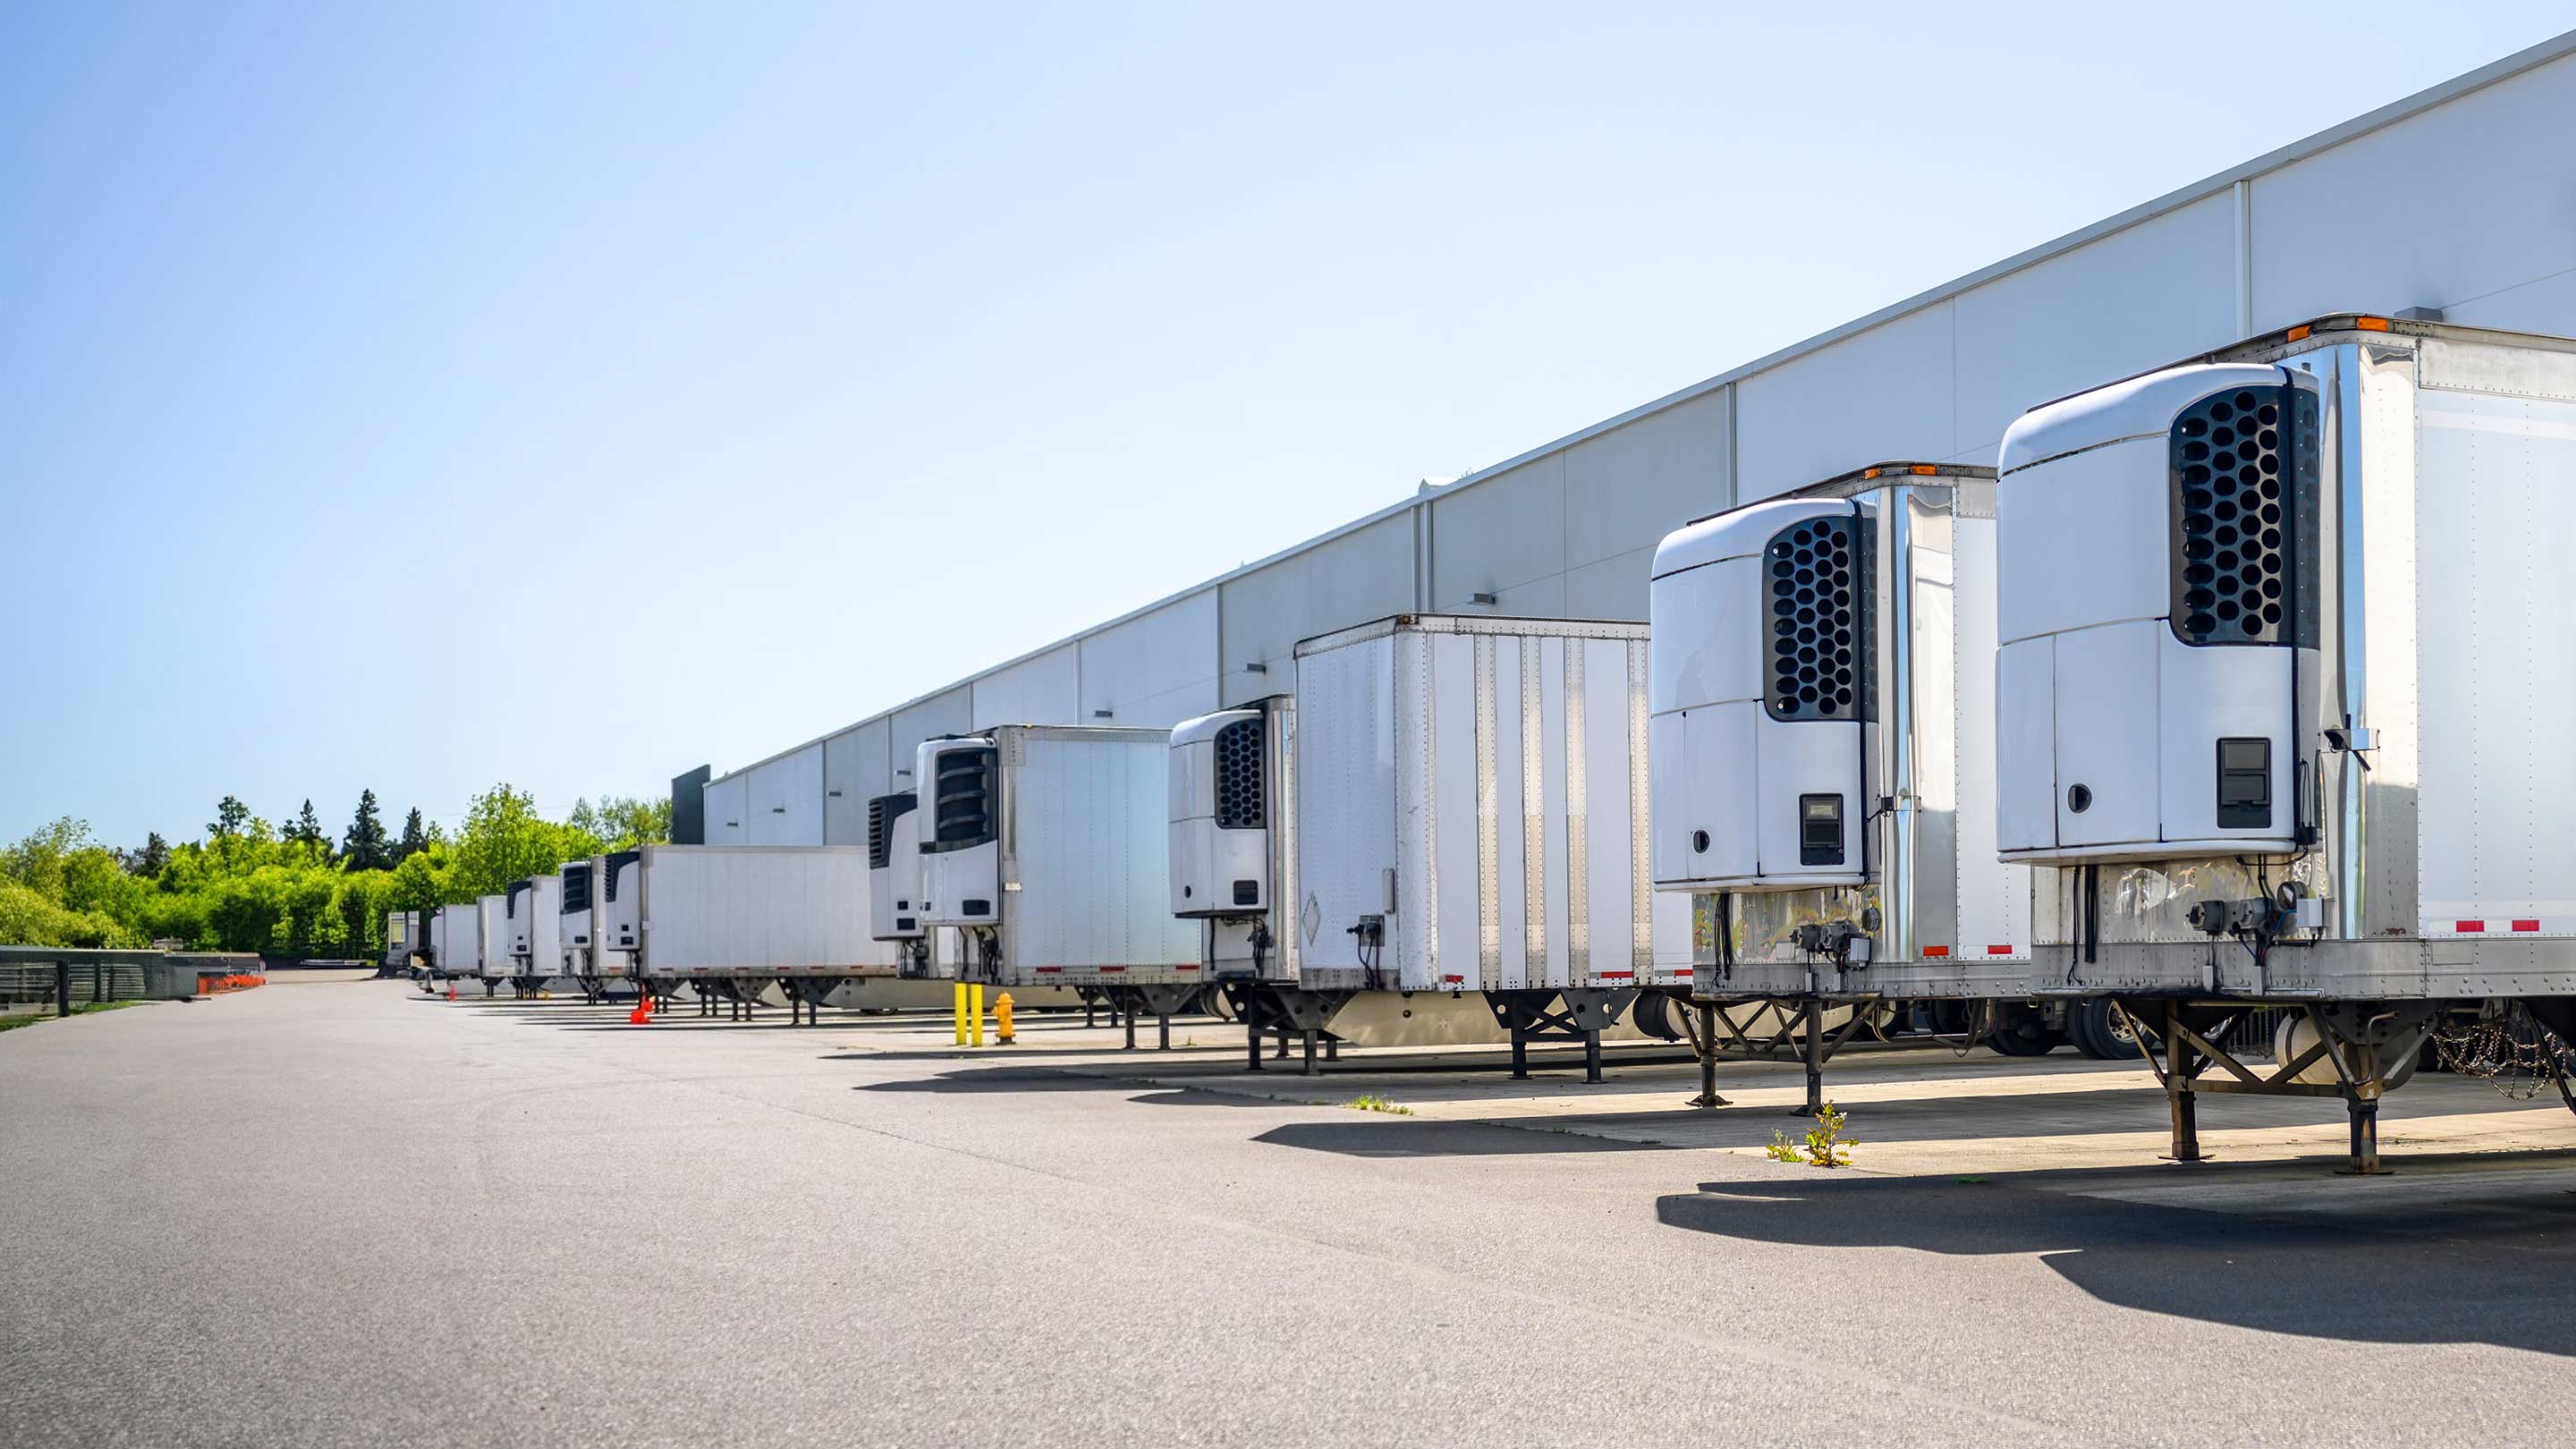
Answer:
top-left (445, 985), bottom-right (457, 1001)
top-left (628, 1000), bottom-right (652, 1025)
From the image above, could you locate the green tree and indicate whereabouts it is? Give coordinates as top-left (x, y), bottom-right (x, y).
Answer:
top-left (591, 796), bottom-right (672, 850)
top-left (446, 784), bottom-right (604, 901)
top-left (343, 790), bottom-right (392, 872)
top-left (209, 796), bottom-right (250, 840)
top-left (131, 832), bottom-right (171, 877)
top-left (392, 807), bottom-right (428, 865)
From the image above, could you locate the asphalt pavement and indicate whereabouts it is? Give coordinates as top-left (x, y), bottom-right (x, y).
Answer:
top-left (4, 978), bottom-right (2575, 1448)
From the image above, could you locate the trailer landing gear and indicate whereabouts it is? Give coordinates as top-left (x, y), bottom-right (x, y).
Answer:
top-left (1485, 989), bottom-right (1636, 1085)
top-left (1224, 984), bottom-right (1352, 1075)
top-left (2124, 999), bottom-right (2432, 1174)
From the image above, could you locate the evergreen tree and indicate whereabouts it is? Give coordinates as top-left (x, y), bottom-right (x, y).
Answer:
top-left (392, 807), bottom-right (428, 865)
top-left (208, 796), bottom-right (250, 840)
top-left (130, 832), bottom-right (171, 877)
top-left (284, 799), bottom-right (327, 853)
top-left (342, 790), bottom-right (392, 871)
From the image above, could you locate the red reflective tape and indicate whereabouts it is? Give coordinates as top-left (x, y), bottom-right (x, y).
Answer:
top-left (1922, 945), bottom-right (1951, 958)
top-left (1987, 945), bottom-right (2014, 955)
top-left (1597, 970), bottom-right (1635, 979)
top-left (1097, 966), bottom-right (1126, 973)
top-left (1033, 966), bottom-right (1063, 974)
top-left (2513, 919), bottom-right (2542, 933)
top-left (1442, 974), bottom-right (1465, 984)
top-left (1672, 968), bottom-right (1693, 977)
top-left (1174, 964), bottom-right (1199, 971)
top-left (2457, 919), bottom-right (2487, 934)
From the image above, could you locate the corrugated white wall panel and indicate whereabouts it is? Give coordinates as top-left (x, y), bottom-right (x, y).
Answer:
top-left (972, 644), bottom-right (1080, 729)
top-left (822, 721), bottom-right (891, 847)
top-left (1080, 592), bottom-right (1218, 722)
top-left (1559, 390), bottom-right (1730, 571)
top-left (747, 746), bottom-right (823, 845)
top-left (2252, 50), bottom-right (2576, 333)
top-left (1952, 191), bottom-right (2241, 459)
top-left (1736, 301), bottom-right (1957, 502)
top-left (701, 775), bottom-right (749, 844)
top-left (1430, 454), bottom-right (1564, 607)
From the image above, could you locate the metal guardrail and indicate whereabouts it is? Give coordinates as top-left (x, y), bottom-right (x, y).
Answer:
top-left (0, 947), bottom-right (265, 1016)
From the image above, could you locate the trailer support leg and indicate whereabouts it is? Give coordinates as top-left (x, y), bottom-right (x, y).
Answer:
top-left (1697, 1002), bottom-right (1724, 1108)
top-left (1302, 1028), bottom-right (1318, 1075)
top-left (2342, 1091), bottom-right (2384, 1175)
top-left (1792, 1000), bottom-right (1824, 1116)
top-left (1158, 1012), bottom-right (1171, 1052)
top-left (1510, 1024), bottom-right (1530, 1080)
top-left (1244, 995), bottom-right (1266, 1072)
top-left (1275, 1024), bottom-right (1291, 1059)
top-left (2162, 1001), bottom-right (2208, 1164)
top-left (1123, 998), bottom-right (1137, 1051)
top-left (1325, 1037), bottom-right (1338, 1062)
top-left (1584, 1029), bottom-right (1604, 1085)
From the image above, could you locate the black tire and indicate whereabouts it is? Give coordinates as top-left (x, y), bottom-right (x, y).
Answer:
top-left (1986, 1005), bottom-right (2063, 1056)
top-left (1629, 992), bottom-right (1685, 1042)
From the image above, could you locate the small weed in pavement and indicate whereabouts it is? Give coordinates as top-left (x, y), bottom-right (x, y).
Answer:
top-left (1343, 1094), bottom-right (1413, 1115)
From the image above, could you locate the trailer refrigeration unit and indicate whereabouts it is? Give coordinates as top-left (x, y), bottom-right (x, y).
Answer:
top-left (916, 726), bottom-right (1201, 1045)
top-left (1995, 314), bottom-right (2576, 1171)
top-left (601, 845), bottom-right (887, 1024)
top-left (1168, 700), bottom-right (1325, 1063)
top-left (558, 856), bottom-right (626, 1003)
top-left (1649, 462), bottom-right (2047, 1112)
top-left (868, 792), bottom-right (929, 975)
top-left (383, 910), bottom-right (419, 978)
top-left (504, 875), bottom-right (563, 1000)
top-left (1292, 614), bottom-right (1690, 1082)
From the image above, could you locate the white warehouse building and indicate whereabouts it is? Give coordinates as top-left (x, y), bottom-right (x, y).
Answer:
top-left (687, 32), bottom-right (2576, 843)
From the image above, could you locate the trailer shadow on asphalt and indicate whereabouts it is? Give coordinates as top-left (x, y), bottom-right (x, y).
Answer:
top-left (1651, 1157), bottom-right (2576, 1353)
top-left (1254, 1119), bottom-right (1665, 1156)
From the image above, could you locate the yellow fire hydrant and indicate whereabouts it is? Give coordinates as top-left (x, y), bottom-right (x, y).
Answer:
top-left (995, 992), bottom-right (1016, 1046)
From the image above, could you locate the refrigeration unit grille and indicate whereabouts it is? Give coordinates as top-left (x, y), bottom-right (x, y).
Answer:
top-left (867, 792), bottom-right (915, 871)
top-left (560, 865), bottom-right (591, 915)
top-left (602, 849), bottom-right (641, 902)
top-left (1767, 514), bottom-right (1861, 720)
top-left (505, 881), bottom-right (530, 919)
top-left (2171, 385), bottom-right (2318, 647)
top-left (1215, 718), bottom-right (1265, 830)
top-left (928, 749), bottom-right (997, 852)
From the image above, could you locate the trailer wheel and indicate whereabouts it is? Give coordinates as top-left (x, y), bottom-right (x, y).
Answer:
top-left (2068, 998), bottom-right (2149, 1060)
top-left (1628, 991), bottom-right (1686, 1042)
top-left (1986, 1004), bottom-right (2062, 1056)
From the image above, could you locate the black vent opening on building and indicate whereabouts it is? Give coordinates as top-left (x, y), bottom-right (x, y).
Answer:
top-left (1766, 511), bottom-right (1868, 722)
top-left (602, 849), bottom-right (642, 902)
top-left (1215, 717), bottom-right (1265, 830)
top-left (560, 864), bottom-right (591, 916)
top-left (867, 792), bottom-right (916, 871)
top-left (927, 748), bottom-right (997, 854)
top-left (2171, 383), bottom-right (2319, 648)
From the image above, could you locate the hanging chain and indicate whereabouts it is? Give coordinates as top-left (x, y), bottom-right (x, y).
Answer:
top-left (2429, 1003), bottom-right (2576, 1102)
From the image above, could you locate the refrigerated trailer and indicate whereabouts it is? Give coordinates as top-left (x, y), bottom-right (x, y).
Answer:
top-left (504, 875), bottom-right (563, 999)
top-left (916, 726), bottom-right (1201, 1038)
top-left (1995, 313), bottom-right (2576, 1169)
top-left (557, 857), bottom-right (623, 1002)
top-left (1649, 462), bottom-right (2055, 1109)
top-left (430, 902), bottom-right (481, 993)
top-left (384, 910), bottom-right (419, 978)
top-left (474, 894), bottom-right (509, 995)
top-left (601, 845), bottom-right (890, 1023)
top-left (1292, 614), bottom-right (1692, 1080)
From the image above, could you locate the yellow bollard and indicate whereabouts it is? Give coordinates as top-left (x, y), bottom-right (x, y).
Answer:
top-left (953, 982), bottom-right (967, 1046)
top-left (995, 992), bottom-right (1015, 1046)
top-left (970, 983), bottom-right (986, 1047)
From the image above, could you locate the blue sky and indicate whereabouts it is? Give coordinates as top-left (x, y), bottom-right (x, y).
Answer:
top-left (4, 2), bottom-right (2569, 847)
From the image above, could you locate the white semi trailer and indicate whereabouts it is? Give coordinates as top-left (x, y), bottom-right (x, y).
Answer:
top-left (1649, 462), bottom-right (2051, 1110)
top-left (557, 857), bottom-right (623, 1002)
top-left (1292, 613), bottom-right (1692, 1081)
top-left (601, 845), bottom-right (887, 1024)
top-left (430, 902), bottom-right (480, 994)
top-left (474, 894), bottom-right (509, 996)
top-left (504, 874), bottom-right (563, 1000)
top-left (916, 726), bottom-right (1200, 1044)
top-left (1995, 312), bottom-right (2576, 1170)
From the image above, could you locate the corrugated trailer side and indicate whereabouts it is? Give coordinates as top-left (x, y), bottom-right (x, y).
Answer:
top-left (998, 726), bottom-right (1200, 989)
top-left (639, 845), bottom-right (886, 979)
top-left (1294, 614), bottom-right (1689, 995)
